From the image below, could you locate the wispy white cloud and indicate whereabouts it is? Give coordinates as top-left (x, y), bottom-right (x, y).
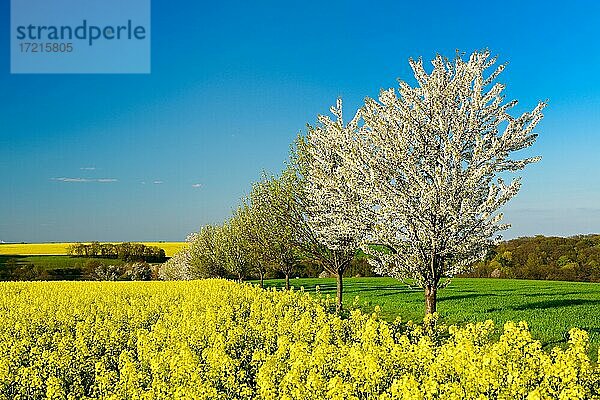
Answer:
top-left (80, 167), bottom-right (96, 171)
top-left (153, 180), bottom-right (164, 185)
top-left (51, 177), bottom-right (117, 183)
top-left (52, 177), bottom-right (91, 182)
top-left (192, 183), bottom-right (202, 188)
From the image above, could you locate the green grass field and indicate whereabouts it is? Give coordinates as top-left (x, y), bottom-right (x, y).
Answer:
top-left (0, 255), bottom-right (127, 269)
top-left (0, 255), bottom-right (129, 280)
top-left (263, 277), bottom-right (600, 359)
top-left (0, 242), bottom-right (185, 257)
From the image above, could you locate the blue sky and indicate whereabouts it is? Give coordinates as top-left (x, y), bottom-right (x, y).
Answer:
top-left (1, 0), bottom-right (600, 242)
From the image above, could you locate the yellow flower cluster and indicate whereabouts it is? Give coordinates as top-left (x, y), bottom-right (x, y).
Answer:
top-left (0, 280), bottom-right (597, 399)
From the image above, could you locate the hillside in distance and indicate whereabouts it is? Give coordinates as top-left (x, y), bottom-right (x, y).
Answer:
top-left (464, 235), bottom-right (600, 282)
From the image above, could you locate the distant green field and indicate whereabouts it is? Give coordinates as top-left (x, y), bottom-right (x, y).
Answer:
top-left (0, 255), bottom-right (127, 269)
top-left (0, 255), bottom-right (129, 280)
top-left (0, 242), bottom-right (185, 257)
top-left (263, 277), bottom-right (600, 360)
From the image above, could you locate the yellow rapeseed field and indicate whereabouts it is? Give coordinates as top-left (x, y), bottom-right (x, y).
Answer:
top-left (0, 242), bottom-right (185, 257)
top-left (0, 279), bottom-right (597, 399)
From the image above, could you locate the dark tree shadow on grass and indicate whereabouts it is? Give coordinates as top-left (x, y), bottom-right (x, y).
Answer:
top-left (512, 298), bottom-right (600, 311)
top-left (439, 293), bottom-right (498, 302)
top-left (349, 285), bottom-right (421, 293)
top-left (518, 291), bottom-right (589, 297)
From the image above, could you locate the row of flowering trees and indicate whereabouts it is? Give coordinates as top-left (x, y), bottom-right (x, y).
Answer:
top-left (161, 50), bottom-right (546, 315)
top-left (158, 173), bottom-right (305, 289)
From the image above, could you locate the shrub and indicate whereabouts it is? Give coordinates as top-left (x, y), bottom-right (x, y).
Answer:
top-left (82, 259), bottom-right (104, 279)
top-left (94, 264), bottom-right (124, 281)
top-left (123, 261), bottom-right (152, 281)
top-left (158, 249), bottom-right (194, 280)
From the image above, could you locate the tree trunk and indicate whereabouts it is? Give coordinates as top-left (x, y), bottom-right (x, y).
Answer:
top-left (285, 273), bottom-right (290, 290)
top-left (424, 285), bottom-right (437, 315)
top-left (336, 270), bottom-right (343, 313)
top-left (259, 271), bottom-right (264, 288)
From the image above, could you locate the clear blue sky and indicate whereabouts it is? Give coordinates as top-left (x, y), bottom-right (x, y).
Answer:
top-left (1, 0), bottom-right (600, 242)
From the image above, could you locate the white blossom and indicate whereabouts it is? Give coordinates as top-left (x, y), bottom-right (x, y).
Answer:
top-left (303, 99), bottom-right (371, 256)
top-left (338, 50), bottom-right (545, 313)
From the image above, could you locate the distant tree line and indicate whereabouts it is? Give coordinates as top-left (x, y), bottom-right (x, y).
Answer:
top-left (462, 235), bottom-right (600, 282)
top-left (66, 242), bottom-right (166, 263)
